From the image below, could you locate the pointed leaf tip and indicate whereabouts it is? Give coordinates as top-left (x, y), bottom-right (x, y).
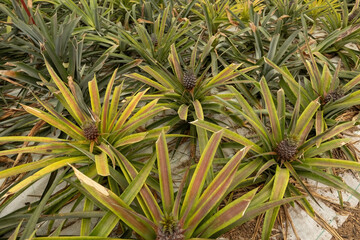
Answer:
top-left (70, 164), bottom-right (110, 196)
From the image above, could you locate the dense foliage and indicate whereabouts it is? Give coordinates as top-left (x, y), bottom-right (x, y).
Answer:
top-left (1, 0), bottom-right (360, 239)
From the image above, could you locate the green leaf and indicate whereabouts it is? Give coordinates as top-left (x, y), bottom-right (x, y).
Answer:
top-left (71, 166), bottom-right (156, 240)
top-left (109, 85), bottom-right (123, 122)
top-left (227, 86), bottom-right (271, 147)
top-left (284, 162), bottom-right (320, 208)
top-left (302, 158), bottom-right (360, 170)
top-left (178, 104), bottom-right (189, 121)
top-left (320, 121), bottom-right (354, 142)
top-left (88, 76), bottom-right (101, 117)
top-left (205, 63), bottom-right (241, 87)
top-left (0, 143), bottom-right (76, 156)
top-left (101, 69), bottom-right (118, 133)
top-left (254, 159), bottom-right (277, 181)
top-left (95, 151), bottom-right (109, 176)
top-left (180, 130), bottom-right (223, 219)
top-left (0, 136), bottom-right (66, 143)
top-left (191, 120), bottom-right (262, 153)
top-left (113, 90), bottom-right (148, 131)
top-left (97, 143), bottom-right (115, 167)
top-left (6, 156), bottom-right (87, 195)
top-left (249, 178), bottom-right (274, 207)
top-left (216, 195), bottom-right (304, 237)
top-left (141, 66), bottom-right (174, 89)
top-left (20, 171), bottom-right (67, 240)
top-left (62, 0), bottom-right (95, 28)
top-left (125, 73), bottom-right (169, 91)
top-left (199, 35), bottom-right (216, 64)
top-left (184, 147), bottom-right (251, 237)
top-left (8, 220), bottom-right (23, 240)
top-left (156, 131), bottom-right (174, 214)
top-left (315, 111), bottom-right (324, 147)
top-left (296, 166), bottom-right (360, 200)
top-left (321, 64), bottom-right (332, 96)
top-left (300, 122), bottom-right (354, 152)
top-left (325, 92), bottom-right (360, 113)
top-left (229, 158), bottom-right (264, 193)
top-left (262, 166), bottom-right (289, 240)
top-left (89, 212), bottom-right (118, 237)
top-left (193, 100), bottom-right (204, 120)
top-left (292, 99), bottom-right (320, 136)
top-left (260, 78), bottom-right (282, 143)
top-left (45, 60), bottom-right (86, 125)
top-left (120, 107), bottom-right (168, 135)
top-left (21, 105), bottom-right (85, 140)
top-left (277, 89), bottom-right (286, 139)
top-left (173, 168), bottom-right (189, 219)
top-left (132, 99), bottom-right (160, 119)
top-left (0, 156), bottom-right (79, 179)
top-left (31, 93), bottom-right (86, 137)
top-left (33, 236), bottom-right (131, 239)
top-left (196, 124), bottom-right (208, 156)
top-left (113, 133), bottom-right (148, 148)
top-left (158, 6), bottom-right (170, 44)
top-left (196, 147), bottom-right (250, 205)
top-left (31, 236), bottom-right (131, 240)
top-left (120, 155), bottom-right (156, 205)
top-left (304, 138), bottom-right (351, 158)
top-left (342, 72), bottom-right (360, 93)
top-left (81, 198), bottom-right (94, 236)
top-left (169, 43), bottom-right (183, 82)
top-left (287, 183), bottom-right (315, 217)
top-left (197, 188), bottom-right (257, 238)
top-left (114, 150), bottom-right (162, 224)
top-left (264, 58), bottom-right (311, 108)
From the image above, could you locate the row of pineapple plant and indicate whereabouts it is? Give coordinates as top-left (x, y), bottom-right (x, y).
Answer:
top-left (1, 0), bottom-right (360, 239)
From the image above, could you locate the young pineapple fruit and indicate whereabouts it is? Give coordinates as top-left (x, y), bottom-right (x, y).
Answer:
top-left (323, 89), bottom-right (344, 104)
top-left (83, 122), bottom-right (99, 141)
top-left (275, 138), bottom-right (298, 164)
top-left (156, 214), bottom-right (185, 240)
top-left (182, 70), bottom-right (196, 91)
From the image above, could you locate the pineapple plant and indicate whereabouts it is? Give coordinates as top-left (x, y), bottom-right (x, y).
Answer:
top-left (266, 48), bottom-right (360, 151)
top-left (3, 1), bottom-right (360, 240)
top-left (192, 78), bottom-right (360, 240)
top-left (69, 131), bottom-right (279, 239)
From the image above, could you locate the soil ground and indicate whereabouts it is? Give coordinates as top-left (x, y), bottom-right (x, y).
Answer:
top-left (221, 219), bottom-right (259, 240)
top-left (330, 206), bottom-right (360, 240)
